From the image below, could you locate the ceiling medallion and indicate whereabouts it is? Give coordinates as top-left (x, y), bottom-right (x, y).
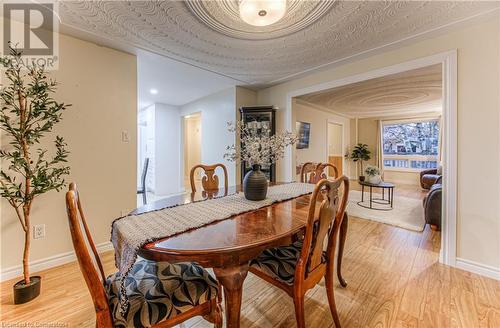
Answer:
top-left (185, 0), bottom-right (336, 40)
top-left (239, 0), bottom-right (287, 27)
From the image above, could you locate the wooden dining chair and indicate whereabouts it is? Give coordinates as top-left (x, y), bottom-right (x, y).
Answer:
top-left (299, 162), bottom-right (315, 183)
top-left (65, 183), bottom-right (222, 328)
top-left (301, 162), bottom-right (339, 184)
top-left (249, 176), bottom-right (350, 328)
top-left (137, 157), bottom-right (149, 205)
top-left (190, 163), bottom-right (228, 193)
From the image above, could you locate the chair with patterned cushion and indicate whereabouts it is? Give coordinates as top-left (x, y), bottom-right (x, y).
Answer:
top-left (65, 183), bottom-right (222, 328)
top-left (250, 176), bottom-right (349, 328)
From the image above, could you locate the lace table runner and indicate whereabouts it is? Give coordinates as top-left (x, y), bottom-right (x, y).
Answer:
top-left (111, 182), bottom-right (315, 312)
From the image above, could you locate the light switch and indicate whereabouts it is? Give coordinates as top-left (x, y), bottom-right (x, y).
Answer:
top-left (122, 131), bottom-right (130, 143)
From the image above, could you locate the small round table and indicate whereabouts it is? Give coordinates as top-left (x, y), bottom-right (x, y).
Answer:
top-left (357, 180), bottom-right (395, 211)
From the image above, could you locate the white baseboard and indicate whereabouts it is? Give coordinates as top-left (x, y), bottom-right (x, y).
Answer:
top-left (455, 257), bottom-right (500, 281)
top-left (0, 242), bottom-right (113, 282)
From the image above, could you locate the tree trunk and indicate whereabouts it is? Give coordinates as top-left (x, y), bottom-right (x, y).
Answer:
top-left (23, 213), bottom-right (31, 285)
top-left (19, 91), bottom-right (32, 285)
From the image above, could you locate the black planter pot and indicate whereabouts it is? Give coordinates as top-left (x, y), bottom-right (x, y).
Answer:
top-left (243, 164), bottom-right (268, 201)
top-left (359, 175), bottom-right (366, 182)
top-left (14, 275), bottom-right (41, 304)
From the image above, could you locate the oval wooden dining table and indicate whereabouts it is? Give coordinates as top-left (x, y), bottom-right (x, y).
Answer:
top-left (134, 185), bottom-right (348, 328)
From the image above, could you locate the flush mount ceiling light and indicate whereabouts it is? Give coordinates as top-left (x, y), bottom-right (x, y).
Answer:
top-left (239, 0), bottom-right (287, 26)
top-left (149, 88), bottom-right (158, 95)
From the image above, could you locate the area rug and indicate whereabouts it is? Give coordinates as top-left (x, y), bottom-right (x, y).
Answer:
top-left (346, 190), bottom-right (425, 232)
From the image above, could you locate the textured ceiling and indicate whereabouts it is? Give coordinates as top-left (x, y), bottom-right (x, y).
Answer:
top-left (58, 1), bottom-right (499, 87)
top-left (297, 64), bottom-right (442, 118)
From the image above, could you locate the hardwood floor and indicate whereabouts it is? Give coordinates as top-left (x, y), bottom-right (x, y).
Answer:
top-left (2, 185), bottom-right (499, 327)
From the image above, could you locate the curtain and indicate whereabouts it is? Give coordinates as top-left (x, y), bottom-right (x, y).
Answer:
top-left (376, 120), bottom-right (384, 177)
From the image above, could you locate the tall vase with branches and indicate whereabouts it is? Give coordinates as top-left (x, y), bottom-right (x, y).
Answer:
top-left (0, 46), bottom-right (70, 303)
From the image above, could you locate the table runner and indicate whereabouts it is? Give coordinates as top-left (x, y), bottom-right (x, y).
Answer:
top-left (111, 182), bottom-right (315, 313)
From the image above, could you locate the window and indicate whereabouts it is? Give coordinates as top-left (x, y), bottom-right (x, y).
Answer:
top-left (382, 119), bottom-right (440, 171)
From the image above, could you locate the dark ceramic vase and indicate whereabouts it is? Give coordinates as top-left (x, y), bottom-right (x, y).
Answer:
top-left (14, 275), bottom-right (41, 304)
top-left (243, 164), bottom-right (268, 201)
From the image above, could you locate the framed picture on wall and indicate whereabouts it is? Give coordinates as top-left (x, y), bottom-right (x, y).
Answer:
top-left (296, 121), bottom-right (311, 149)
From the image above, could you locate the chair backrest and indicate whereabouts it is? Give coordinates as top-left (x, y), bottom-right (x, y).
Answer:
top-left (299, 162), bottom-right (315, 183)
top-left (305, 163), bottom-right (339, 184)
top-left (140, 158), bottom-right (150, 190)
top-left (190, 163), bottom-right (228, 193)
top-left (65, 183), bottom-right (113, 327)
top-left (296, 176), bottom-right (349, 280)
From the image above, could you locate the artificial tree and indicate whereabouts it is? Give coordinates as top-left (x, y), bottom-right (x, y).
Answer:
top-left (349, 143), bottom-right (371, 180)
top-left (0, 46), bottom-right (70, 303)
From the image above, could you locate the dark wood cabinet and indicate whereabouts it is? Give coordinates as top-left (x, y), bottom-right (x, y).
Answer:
top-left (239, 106), bottom-right (276, 184)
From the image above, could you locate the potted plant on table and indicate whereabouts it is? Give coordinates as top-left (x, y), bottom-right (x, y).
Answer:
top-left (0, 46), bottom-right (70, 304)
top-left (224, 121), bottom-right (297, 201)
top-left (349, 143), bottom-right (371, 181)
top-left (365, 165), bottom-right (382, 184)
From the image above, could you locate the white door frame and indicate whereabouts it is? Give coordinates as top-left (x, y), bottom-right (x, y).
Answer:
top-left (284, 51), bottom-right (457, 267)
top-left (326, 120), bottom-right (345, 176)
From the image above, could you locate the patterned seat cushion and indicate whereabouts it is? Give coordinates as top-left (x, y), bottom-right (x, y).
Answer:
top-left (250, 240), bottom-right (327, 285)
top-left (248, 241), bottom-right (302, 285)
top-left (106, 260), bottom-right (218, 328)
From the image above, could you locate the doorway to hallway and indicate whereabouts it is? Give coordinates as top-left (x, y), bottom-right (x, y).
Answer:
top-left (183, 113), bottom-right (202, 191)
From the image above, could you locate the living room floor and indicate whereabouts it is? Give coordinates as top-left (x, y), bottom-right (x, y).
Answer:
top-left (2, 185), bottom-right (499, 327)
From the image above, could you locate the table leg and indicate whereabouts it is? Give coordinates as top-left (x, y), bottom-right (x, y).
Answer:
top-left (369, 186), bottom-right (373, 209)
top-left (382, 188), bottom-right (385, 200)
top-left (337, 212), bottom-right (348, 287)
top-left (214, 264), bottom-right (249, 328)
top-left (361, 185), bottom-right (364, 202)
top-left (391, 188), bottom-right (394, 208)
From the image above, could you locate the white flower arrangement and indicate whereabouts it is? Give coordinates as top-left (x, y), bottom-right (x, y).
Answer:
top-left (224, 121), bottom-right (298, 166)
top-left (364, 165), bottom-right (381, 177)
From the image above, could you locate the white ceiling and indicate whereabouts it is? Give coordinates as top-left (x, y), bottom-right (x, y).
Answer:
top-left (297, 64), bottom-right (442, 118)
top-left (58, 0), bottom-right (499, 88)
top-left (137, 50), bottom-right (239, 108)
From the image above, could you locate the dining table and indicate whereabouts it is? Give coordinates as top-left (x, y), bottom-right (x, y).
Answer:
top-left (134, 184), bottom-right (349, 328)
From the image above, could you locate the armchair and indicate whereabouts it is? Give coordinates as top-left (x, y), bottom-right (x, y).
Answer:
top-left (420, 168), bottom-right (441, 189)
top-left (423, 177), bottom-right (442, 230)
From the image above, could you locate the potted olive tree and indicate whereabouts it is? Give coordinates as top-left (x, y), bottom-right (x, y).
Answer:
top-left (349, 143), bottom-right (371, 181)
top-left (0, 46), bottom-right (70, 303)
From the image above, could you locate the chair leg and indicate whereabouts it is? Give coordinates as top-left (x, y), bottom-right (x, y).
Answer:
top-left (325, 272), bottom-right (341, 328)
top-left (337, 213), bottom-right (348, 288)
top-left (205, 299), bottom-right (223, 328)
top-left (214, 301), bottom-right (223, 328)
top-left (293, 294), bottom-right (306, 328)
top-left (143, 191), bottom-right (147, 205)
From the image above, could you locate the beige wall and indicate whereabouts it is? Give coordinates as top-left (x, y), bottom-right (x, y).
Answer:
top-left (357, 118), bottom-right (378, 168)
top-left (1, 34), bottom-right (137, 273)
top-left (235, 87), bottom-right (258, 183)
top-left (293, 100), bottom-right (351, 178)
top-left (258, 14), bottom-right (500, 270)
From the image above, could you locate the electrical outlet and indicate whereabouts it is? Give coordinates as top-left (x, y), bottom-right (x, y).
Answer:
top-left (33, 224), bottom-right (45, 239)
